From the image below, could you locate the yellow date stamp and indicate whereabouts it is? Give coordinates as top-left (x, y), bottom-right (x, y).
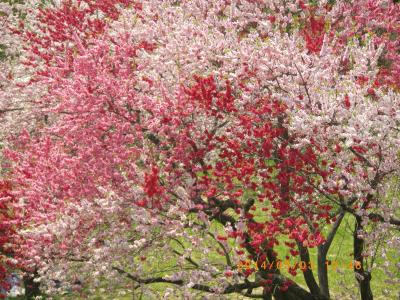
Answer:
top-left (237, 259), bottom-right (363, 271)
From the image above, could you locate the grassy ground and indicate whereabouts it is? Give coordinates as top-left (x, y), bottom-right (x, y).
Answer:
top-left (7, 213), bottom-right (398, 300)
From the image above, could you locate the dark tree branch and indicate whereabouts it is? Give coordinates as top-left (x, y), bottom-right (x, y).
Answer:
top-left (348, 147), bottom-right (373, 168)
top-left (112, 266), bottom-right (266, 294)
top-left (293, 63), bottom-right (312, 107)
top-left (171, 249), bottom-right (200, 268)
top-left (368, 213), bottom-right (400, 227)
top-left (322, 210), bottom-right (345, 253)
top-left (297, 242), bottom-right (321, 297)
top-left (112, 266), bottom-right (317, 299)
top-left (0, 107), bottom-right (24, 113)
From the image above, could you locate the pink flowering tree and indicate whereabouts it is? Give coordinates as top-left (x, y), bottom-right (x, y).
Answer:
top-left (1, 0), bottom-right (134, 298)
top-left (2, 1), bottom-right (400, 300)
top-left (0, 1), bottom-right (36, 297)
top-left (0, 180), bottom-right (17, 299)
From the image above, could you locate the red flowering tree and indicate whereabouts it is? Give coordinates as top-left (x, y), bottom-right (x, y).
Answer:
top-left (2, 1), bottom-right (400, 300)
top-left (0, 180), bottom-right (15, 299)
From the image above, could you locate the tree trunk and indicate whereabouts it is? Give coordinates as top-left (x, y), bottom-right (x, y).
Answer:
top-left (257, 250), bottom-right (317, 300)
top-left (298, 242), bottom-right (325, 298)
top-left (23, 271), bottom-right (41, 300)
top-left (354, 218), bottom-right (373, 300)
top-left (258, 271), bottom-right (317, 300)
top-left (358, 271), bottom-right (373, 300)
top-left (317, 246), bottom-right (330, 298)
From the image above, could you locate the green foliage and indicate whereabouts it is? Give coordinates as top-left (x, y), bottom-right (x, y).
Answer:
top-left (0, 44), bottom-right (7, 61)
top-left (0, 0), bottom-right (27, 22)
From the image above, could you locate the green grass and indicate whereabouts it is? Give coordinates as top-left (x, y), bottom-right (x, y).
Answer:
top-left (272, 214), bottom-right (398, 300)
top-left (8, 213), bottom-right (398, 300)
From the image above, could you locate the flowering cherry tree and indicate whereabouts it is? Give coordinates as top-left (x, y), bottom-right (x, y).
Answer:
top-left (1, 0), bottom-right (134, 297)
top-left (2, 0), bottom-right (400, 300)
top-left (0, 1), bottom-right (35, 297)
top-left (0, 180), bottom-right (16, 299)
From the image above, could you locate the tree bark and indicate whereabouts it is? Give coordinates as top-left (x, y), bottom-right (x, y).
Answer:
top-left (317, 246), bottom-right (329, 298)
top-left (354, 218), bottom-right (373, 300)
top-left (297, 242), bottom-right (323, 298)
top-left (23, 271), bottom-right (41, 300)
top-left (316, 210), bottom-right (345, 299)
top-left (272, 276), bottom-right (317, 300)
